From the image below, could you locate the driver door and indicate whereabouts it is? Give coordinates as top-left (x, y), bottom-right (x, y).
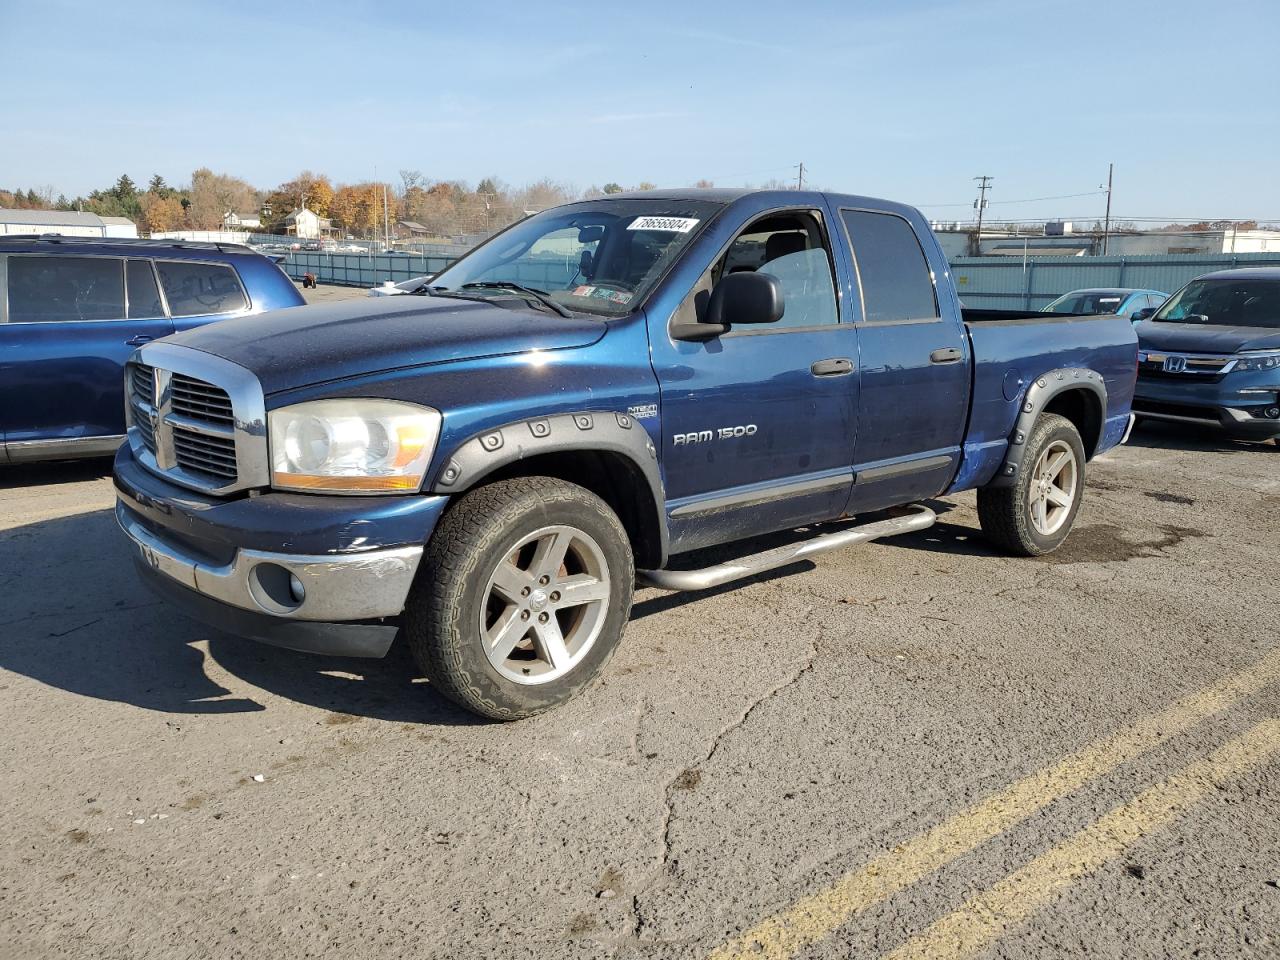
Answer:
top-left (649, 207), bottom-right (859, 553)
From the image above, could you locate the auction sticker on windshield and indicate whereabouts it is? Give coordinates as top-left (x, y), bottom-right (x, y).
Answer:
top-left (628, 216), bottom-right (699, 233)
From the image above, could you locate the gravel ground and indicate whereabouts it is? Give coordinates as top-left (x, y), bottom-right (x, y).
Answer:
top-left (1, 375), bottom-right (1278, 958)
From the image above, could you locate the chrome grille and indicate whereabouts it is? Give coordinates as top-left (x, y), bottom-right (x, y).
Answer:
top-left (125, 345), bottom-right (267, 496)
top-left (1137, 352), bottom-right (1231, 382)
top-left (171, 373), bottom-right (235, 427)
top-left (129, 363), bottom-right (158, 454)
top-left (172, 428), bottom-right (238, 482)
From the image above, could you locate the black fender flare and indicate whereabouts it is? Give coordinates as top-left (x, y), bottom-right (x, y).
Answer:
top-left (429, 411), bottom-right (669, 562)
top-left (987, 367), bottom-right (1108, 489)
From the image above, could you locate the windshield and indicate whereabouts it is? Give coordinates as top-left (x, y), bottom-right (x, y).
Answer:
top-left (428, 199), bottom-right (722, 317)
top-left (1043, 291), bottom-right (1126, 315)
top-left (1152, 278), bottom-right (1280, 328)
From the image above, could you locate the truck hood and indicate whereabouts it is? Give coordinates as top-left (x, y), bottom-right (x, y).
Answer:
top-left (1136, 320), bottom-right (1280, 355)
top-left (169, 295), bottom-right (606, 394)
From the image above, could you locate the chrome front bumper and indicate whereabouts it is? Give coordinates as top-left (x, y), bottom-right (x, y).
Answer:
top-left (115, 500), bottom-right (422, 623)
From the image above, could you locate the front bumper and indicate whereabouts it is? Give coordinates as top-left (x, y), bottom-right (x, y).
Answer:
top-left (1133, 376), bottom-right (1280, 440)
top-left (114, 444), bottom-right (447, 658)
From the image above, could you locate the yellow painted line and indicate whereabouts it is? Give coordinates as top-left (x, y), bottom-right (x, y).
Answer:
top-left (884, 718), bottom-right (1280, 960)
top-left (708, 649), bottom-right (1280, 960)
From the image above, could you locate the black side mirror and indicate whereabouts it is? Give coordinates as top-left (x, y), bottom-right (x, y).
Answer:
top-left (708, 271), bottom-right (785, 326)
top-left (669, 271), bottom-right (786, 342)
top-left (578, 249), bottom-right (594, 278)
top-left (1131, 307), bottom-right (1156, 323)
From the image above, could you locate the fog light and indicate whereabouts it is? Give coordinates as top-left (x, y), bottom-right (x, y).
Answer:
top-left (289, 573), bottom-right (306, 602)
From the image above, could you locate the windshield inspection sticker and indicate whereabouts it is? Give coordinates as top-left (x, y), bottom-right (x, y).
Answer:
top-left (628, 216), bottom-right (699, 233)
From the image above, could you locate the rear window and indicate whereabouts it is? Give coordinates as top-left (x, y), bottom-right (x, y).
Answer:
top-left (156, 260), bottom-right (248, 317)
top-left (841, 211), bottom-right (938, 323)
top-left (7, 255), bottom-right (125, 322)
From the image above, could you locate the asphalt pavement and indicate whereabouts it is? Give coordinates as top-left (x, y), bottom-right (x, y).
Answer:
top-left (1, 296), bottom-right (1277, 959)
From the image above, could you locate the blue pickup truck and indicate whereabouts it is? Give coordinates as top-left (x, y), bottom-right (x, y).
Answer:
top-left (113, 189), bottom-right (1137, 719)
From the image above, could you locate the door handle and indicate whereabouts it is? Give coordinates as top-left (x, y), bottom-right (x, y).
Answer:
top-left (810, 357), bottom-right (854, 377)
top-left (125, 335), bottom-right (155, 347)
top-left (929, 347), bottom-right (962, 364)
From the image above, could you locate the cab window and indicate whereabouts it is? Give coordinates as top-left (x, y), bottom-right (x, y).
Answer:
top-left (841, 210), bottom-right (939, 323)
top-left (6, 255), bottom-right (125, 322)
top-left (715, 211), bottom-right (839, 329)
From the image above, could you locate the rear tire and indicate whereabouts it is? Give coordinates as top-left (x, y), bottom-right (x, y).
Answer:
top-left (978, 413), bottom-right (1086, 556)
top-left (406, 477), bottom-right (634, 720)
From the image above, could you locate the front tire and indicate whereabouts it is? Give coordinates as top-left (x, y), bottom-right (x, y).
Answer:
top-left (406, 477), bottom-right (634, 720)
top-left (978, 413), bottom-right (1086, 556)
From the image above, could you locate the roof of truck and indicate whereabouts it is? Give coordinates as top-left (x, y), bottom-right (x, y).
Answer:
top-left (599, 187), bottom-right (920, 216)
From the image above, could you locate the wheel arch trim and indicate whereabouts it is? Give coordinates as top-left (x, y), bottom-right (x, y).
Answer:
top-left (428, 411), bottom-right (669, 565)
top-left (988, 368), bottom-right (1107, 489)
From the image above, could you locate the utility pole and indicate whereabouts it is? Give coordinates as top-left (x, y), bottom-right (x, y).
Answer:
top-left (796, 162), bottom-right (805, 191)
top-left (1101, 162), bottom-right (1114, 255)
top-left (383, 182), bottom-right (390, 250)
top-left (972, 175), bottom-right (993, 256)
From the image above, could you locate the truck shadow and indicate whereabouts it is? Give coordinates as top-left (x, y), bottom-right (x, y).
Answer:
top-left (1126, 421), bottom-right (1267, 454)
top-left (0, 508), bottom-right (478, 726)
top-left (0, 456), bottom-right (115, 490)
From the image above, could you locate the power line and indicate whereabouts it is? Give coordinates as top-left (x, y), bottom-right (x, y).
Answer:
top-left (917, 189), bottom-right (1107, 208)
top-left (971, 176), bottom-right (993, 255)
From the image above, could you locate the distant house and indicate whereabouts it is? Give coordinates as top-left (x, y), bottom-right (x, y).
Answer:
top-left (397, 219), bottom-right (430, 237)
top-left (223, 210), bottom-right (262, 230)
top-left (282, 205), bottom-right (334, 240)
top-left (0, 209), bottom-right (138, 238)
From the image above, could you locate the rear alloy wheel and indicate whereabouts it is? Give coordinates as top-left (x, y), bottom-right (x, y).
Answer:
top-left (978, 412), bottom-right (1086, 556)
top-left (406, 477), bottom-right (634, 720)
top-left (1027, 439), bottom-right (1078, 537)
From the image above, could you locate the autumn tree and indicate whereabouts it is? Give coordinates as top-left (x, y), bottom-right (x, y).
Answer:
top-left (140, 193), bottom-right (186, 232)
top-left (185, 168), bottom-right (259, 230)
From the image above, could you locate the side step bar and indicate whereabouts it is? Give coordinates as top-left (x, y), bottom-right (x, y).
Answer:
top-left (636, 505), bottom-right (936, 593)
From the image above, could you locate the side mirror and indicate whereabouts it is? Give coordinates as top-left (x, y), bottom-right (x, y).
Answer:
top-left (708, 271), bottom-right (785, 327)
top-left (1131, 307), bottom-right (1156, 323)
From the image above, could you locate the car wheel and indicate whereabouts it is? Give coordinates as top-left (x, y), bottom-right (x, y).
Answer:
top-left (978, 413), bottom-right (1087, 556)
top-left (405, 477), bottom-right (634, 720)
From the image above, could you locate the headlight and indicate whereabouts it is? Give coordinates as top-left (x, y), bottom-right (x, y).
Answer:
top-left (268, 399), bottom-right (441, 494)
top-left (1231, 352), bottom-right (1280, 373)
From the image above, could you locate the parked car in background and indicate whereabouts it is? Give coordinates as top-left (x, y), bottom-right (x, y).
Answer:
top-left (0, 236), bottom-right (305, 464)
top-left (1132, 268), bottom-right (1280, 445)
top-left (1043, 288), bottom-right (1168, 321)
top-left (114, 188), bottom-right (1138, 719)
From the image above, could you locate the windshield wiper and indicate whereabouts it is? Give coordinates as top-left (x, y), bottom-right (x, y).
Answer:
top-left (459, 281), bottom-right (574, 318)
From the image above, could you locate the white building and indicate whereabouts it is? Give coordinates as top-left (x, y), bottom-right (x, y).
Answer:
top-left (0, 209), bottom-right (138, 238)
top-left (282, 206), bottom-right (334, 240)
top-left (223, 210), bottom-right (262, 230)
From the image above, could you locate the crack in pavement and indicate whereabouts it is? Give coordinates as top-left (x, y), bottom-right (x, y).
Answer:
top-left (630, 600), bottom-right (821, 942)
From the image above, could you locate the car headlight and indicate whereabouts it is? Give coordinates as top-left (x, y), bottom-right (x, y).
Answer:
top-left (268, 399), bottom-right (441, 494)
top-left (1231, 351), bottom-right (1280, 373)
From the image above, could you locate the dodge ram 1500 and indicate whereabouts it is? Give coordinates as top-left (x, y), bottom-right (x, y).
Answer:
top-left (113, 189), bottom-right (1138, 719)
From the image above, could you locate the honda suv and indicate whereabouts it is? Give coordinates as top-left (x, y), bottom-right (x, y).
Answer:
top-left (1132, 267), bottom-right (1280, 445)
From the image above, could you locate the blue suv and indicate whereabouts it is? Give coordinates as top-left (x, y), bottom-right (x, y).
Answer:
top-left (1133, 267), bottom-right (1280, 445)
top-left (0, 236), bottom-right (304, 464)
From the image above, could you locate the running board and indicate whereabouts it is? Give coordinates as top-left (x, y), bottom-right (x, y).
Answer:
top-left (636, 505), bottom-right (936, 593)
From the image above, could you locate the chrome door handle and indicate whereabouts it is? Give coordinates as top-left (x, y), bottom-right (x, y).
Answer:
top-left (811, 357), bottom-right (854, 377)
top-left (125, 335), bottom-right (155, 346)
top-left (929, 347), bottom-right (962, 364)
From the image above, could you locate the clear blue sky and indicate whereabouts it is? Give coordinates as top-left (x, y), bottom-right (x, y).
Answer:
top-left (2, 0), bottom-right (1277, 225)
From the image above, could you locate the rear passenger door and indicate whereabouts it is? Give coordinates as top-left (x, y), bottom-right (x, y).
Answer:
top-left (0, 255), bottom-right (174, 449)
top-left (839, 209), bottom-right (970, 513)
